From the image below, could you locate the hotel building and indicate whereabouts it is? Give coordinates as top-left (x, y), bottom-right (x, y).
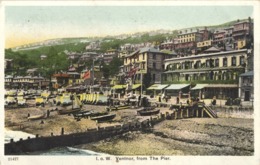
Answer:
top-left (163, 49), bottom-right (250, 99)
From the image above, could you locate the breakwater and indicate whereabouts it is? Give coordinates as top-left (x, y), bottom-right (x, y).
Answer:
top-left (5, 113), bottom-right (166, 155)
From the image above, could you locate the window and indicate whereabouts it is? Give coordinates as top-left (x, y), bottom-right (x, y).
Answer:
top-left (240, 56), bottom-right (245, 65)
top-left (223, 58), bottom-right (227, 67)
top-left (232, 57), bottom-right (236, 66)
top-left (164, 75), bottom-right (167, 81)
top-left (197, 61), bottom-right (201, 67)
top-left (142, 53), bottom-right (145, 60)
top-left (153, 62), bottom-right (156, 68)
top-left (162, 55), bottom-right (165, 60)
top-left (215, 59), bottom-right (219, 67)
top-left (182, 63), bottom-right (185, 69)
top-left (153, 54), bottom-right (156, 59)
top-left (153, 74), bottom-right (156, 81)
top-left (206, 60), bottom-right (210, 67)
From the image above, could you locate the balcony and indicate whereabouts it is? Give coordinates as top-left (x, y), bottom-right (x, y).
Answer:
top-left (162, 79), bottom-right (238, 84)
top-left (135, 59), bottom-right (146, 63)
top-left (164, 66), bottom-right (244, 73)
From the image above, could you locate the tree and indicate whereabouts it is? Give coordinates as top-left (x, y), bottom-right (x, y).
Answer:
top-left (5, 49), bottom-right (31, 76)
top-left (40, 47), bottom-right (69, 78)
top-left (101, 64), bottom-right (110, 79)
top-left (109, 57), bottom-right (123, 76)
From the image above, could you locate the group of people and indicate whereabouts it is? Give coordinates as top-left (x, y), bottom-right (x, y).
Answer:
top-left (158, 93), bottom-right (169, 103)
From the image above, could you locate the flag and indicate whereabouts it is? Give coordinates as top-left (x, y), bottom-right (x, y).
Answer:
top-left (127, 67), bottom-right (139, 77)
top-left (83, 71), bottom-right (91, 80)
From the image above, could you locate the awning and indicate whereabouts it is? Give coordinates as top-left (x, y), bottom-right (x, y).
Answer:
top-left (112, 85), bottom-right (126, 89)
top-left (165, 84), bottom-right (190, 90)
top-left (156, 84), bottom-right (169, 90)
top-left (240, 71), bottom-right (253, 77)
top-left (205, 84), bottom-right (238, 88)
top-left (147, 84), bottom-right (169, 90)
top-left (147, 84), bottom-right (159, 90)
top-left (132, 84), bottom-right (141, 90)
top-left (191, 84), bottom-right (208, 90)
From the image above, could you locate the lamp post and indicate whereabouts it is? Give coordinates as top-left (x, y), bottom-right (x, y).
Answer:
top-left (140, 72), bottom-right (143, 98)
top-left (92, 58), bottom-right (95, 86)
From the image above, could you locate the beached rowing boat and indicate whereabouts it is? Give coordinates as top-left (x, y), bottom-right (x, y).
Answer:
top-left (137, 108), bottom-right (160, 116)
top-left (73, 110), bottom-right (94, 120)
top-left (90, 113), bottom-right (116, 122)
top-left (108, 105), bottom-right (130, 111)
top-left (28, 113), bottom-right (46, 121)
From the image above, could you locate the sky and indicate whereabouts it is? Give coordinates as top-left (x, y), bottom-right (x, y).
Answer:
top-left (5, 5), bottom-right (254, 48)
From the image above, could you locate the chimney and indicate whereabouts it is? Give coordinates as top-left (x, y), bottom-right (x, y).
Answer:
top-left (190, 29), bottom-right (192, 32)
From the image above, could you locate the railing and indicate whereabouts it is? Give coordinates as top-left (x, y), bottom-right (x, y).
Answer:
top-left (242, 83), bottom-right (253, 87)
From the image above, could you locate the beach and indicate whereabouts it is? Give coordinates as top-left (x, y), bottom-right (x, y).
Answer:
top-left (5, 99), bottom-right (254, 155)
top-left (76, 118), bottom-right (254, 155)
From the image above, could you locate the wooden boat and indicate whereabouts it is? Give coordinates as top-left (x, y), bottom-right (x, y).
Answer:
top-left (28, 113), bottom-right (46, 121)
top-left (73, 110), bottom-right (94, 120)
top-left (57, 94), bottom-right (81, 115)
top-left (108, 105), bottom-right (130, 111)
top-left (90, 113), bottom-right (116, 122)
top-left (137, 108), bottom-right (160, 116)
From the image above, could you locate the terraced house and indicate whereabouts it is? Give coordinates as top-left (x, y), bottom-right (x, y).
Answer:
top-left (163, 49), bottom-right (251, 99)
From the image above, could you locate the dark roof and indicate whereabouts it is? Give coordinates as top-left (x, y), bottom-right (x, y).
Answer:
top-left (240, 71), bottom-right (253, 77)
top-left (139, 47), bottom-right (161, 54)
top-left (67, 72), bottom-right (80, 75)
top-left (160, 49), bottom-right (177, 55)
top-left (126, 47), bottom-right (162, 57)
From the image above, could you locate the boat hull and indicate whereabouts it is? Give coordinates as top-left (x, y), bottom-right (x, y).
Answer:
top-left (90, 114), bottom-right (116, 122)
top-left (73, 110), bottom-right (93, 119)
top-left (57, 108), bottom-right (81, 115)
top-left (28, 114), bottom-right (45, 120)
top-left (137, 109), bottom-right (160, 116)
